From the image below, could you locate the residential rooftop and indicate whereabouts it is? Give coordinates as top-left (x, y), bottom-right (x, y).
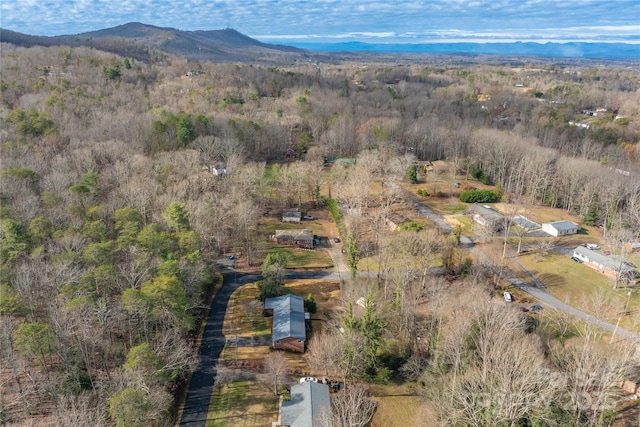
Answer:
top-left (280, 381), bottom-right (332, 427)
top-left (264, 294), bottom-right (306, 343)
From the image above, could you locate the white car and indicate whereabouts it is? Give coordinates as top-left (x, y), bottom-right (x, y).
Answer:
top-left (303, 215), bottom-right (314, 220)
top-left (300, 377), bottom-right (318, 384)
top-left (503, 292), bottom-right (513, 302)
top-left (586, 243), bottom-right (600, 250)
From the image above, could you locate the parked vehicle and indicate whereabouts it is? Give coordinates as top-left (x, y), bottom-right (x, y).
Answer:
top-left (333, 237), bottom-right (340, 243)
top-left (571, 256), bottom-right (583, 263)
top-left (503, 291), bottom-right (513, 302)
top-left (303, 215), bottom-right (314, 220)
top-left (519, 306), bottom-right (529, 312)
top-left (586, 243), bottom-right (600, 250)
top-left (300, 377), bottom-right (318, 384)
top-left (529, 304), bottom-right (543, 312)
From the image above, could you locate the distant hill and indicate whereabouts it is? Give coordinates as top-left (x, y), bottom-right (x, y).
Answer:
top-left (2, 23), bottom-right (638, 63)
top-left (0, 23), bottom-right (308, 63)
top-left (290, 41), bottom-right (640, 61)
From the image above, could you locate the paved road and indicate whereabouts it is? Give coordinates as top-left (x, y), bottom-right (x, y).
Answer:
top-left (510, 256), bottom-right (639, 345)
top-left (507, 275), bottom-right (639, 344)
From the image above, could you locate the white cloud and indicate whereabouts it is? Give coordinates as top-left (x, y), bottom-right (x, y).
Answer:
top-left (1, 0), bottom-right (638, 46)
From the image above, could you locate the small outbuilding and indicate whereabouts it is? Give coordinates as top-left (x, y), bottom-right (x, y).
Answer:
top-left (282, 208), bottom-right (302, 223)
top-left (542, 220), bottom-right (579, 237)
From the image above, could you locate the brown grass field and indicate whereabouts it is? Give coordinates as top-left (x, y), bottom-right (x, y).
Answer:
top-left (517, 253), bottom-right (640, 332)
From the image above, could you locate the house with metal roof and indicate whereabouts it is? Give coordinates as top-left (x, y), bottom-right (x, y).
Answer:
top-left (264, 294), bottom-right (306, 353)
top-left (572, 246), bottom-right (637, 281)
top-left (275, 381), bottom-right (332, 427)
top-left (542, 220), bottom-right (579, 237)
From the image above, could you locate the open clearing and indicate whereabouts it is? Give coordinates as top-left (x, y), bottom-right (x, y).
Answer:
top-left (368, 382), bottom-right (435, 427)
top-left (371, 395), bottom-right (428, 427)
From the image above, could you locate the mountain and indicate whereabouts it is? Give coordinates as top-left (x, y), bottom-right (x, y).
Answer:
top-left (0, 23), bottom-right (308, 63)
top-left (290, 41), bottom-right (640, 61)
top-left (2, 23), bottom-right (638, 63)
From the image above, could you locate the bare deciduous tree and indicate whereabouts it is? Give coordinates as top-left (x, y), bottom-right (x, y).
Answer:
top-left (553, 340), bottom-right (635, 427)
top-left (264, 351), bottom-right (289, 396)
top-left (330, 383), bottom-right (377, 427)
top-left (307, 331), bottom-right (339, 378)
top-left (434, 294), bottom-right (561, 427)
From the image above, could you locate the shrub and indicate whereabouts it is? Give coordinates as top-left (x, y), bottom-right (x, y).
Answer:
top-left (327, 199), bottom-right (341, 224)
top-left (398, 222), bottom-right (423, 232)
top-left (459, 189), bottom-right (500, 203)
top-left (460, 257), bottom-right (473, 277)
top-left (470, 164), bottom-right (490, 184)
top-left (304, 294), bottom-right (317, 313)
top-left (406, 164), bottom-right (418, 183)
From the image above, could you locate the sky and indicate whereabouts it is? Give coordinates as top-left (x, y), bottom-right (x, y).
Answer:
top-left (1, 0), bottom-right (639, 44)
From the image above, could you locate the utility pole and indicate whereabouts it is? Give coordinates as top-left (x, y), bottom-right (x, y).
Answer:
top-left (610, 290), bottom-right (633, 344)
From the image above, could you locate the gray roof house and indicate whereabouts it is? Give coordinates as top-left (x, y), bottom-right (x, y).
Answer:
top-left (467, 204), bottom-right (505, 230)
top-left (264, 294), bottom-right (306, 352)
top-left (277, 381), bottom-right (332, 427)
top-left (572, 246), bottom-right (637, 280)
top-left (542, 220), bottom-right (579, 237)
top-left (274, 229), bottom-right (314, 249)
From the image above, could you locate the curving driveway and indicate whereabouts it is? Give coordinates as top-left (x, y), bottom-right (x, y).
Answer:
top-left (178, 269), bottom-right (340, 426)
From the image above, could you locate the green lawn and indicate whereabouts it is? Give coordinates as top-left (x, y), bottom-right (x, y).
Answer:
top-left (424, 198), bottom-right (468, 216)
top-left (517, 253), bottom-right (640, 332)
top-left (266, 247), bottom-right (333, 268)
top-left (207, 381), bottom-right (278, 427)
top-left (258, 217), bottom-right (325, 236)
top-left (456, 215), bottom-right (473, 233)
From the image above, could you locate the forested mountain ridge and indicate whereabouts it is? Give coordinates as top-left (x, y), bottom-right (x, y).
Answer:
top-left (0, 23), bottom-right (307, 63)
top-left (0, 39), bottom-right (639, 426)
top-left (3, 23), bottom-right (639, 65)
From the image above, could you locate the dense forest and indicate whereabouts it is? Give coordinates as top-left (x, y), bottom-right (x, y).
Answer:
top-left (1, 42), bottom-right (639, 426)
